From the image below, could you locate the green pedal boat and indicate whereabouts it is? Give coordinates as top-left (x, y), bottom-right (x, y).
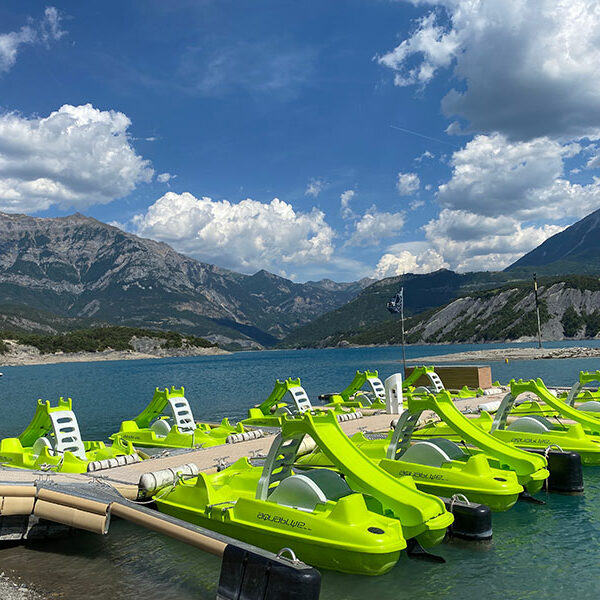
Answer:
top-left (0, 397), bottom-right (139, 473)
top-left (298, 408), bottom-right (523, 512)
top-left (406, 391), bottom-right (549, 494)
top-left (414, 383), bottom-right (600, 466)
top-left (510, 371), bottom-right (600, 418)
top-left (110, 386), bottom-right (243, 449)
top-left (318, 370), bottom-right (387, 410)
top-left (154, 410), bottom-right (453, 576)
top-left (242, 378), bottom-right (361, 428)
top-left (481, 378), bottom-right (600, 465)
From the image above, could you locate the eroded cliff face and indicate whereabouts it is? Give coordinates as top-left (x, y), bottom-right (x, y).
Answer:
top-left (0, 212), bottom-right (365, 347)
top-left (407, 282), bottom-right (600, 343)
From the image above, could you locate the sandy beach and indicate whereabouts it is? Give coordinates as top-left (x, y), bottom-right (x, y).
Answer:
top-left (408, 346), bottom-right (600, 363)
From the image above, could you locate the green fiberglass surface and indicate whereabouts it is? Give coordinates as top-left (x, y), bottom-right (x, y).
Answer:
top-left (464, 378), bottom-right (600, 466)
top-left (0, 397), bottom-right (137, 473)
top-left (154, 410), bottom-right (453, 575)
top-left (408, 391), bottom-right (549, 493)
top-left (110, 386), bottom-right (242, 449)
top-left (510, 373), bottom-right (600, 421)
top-left (298, 428), bottom-right (522, 512)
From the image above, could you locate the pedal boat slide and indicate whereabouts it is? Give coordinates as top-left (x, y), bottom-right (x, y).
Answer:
top-left (416, 379), bottom-right (600, 467)
top-left (110, 386), bottom-right (242, 449)
top-left (298, 400), bottom-right (523, 512)
top-left (153, 410), bottom-right (453, 576)
top-left (242, 378), bottom-right (361, 428)
top-left (0, 397), bottom-right (138, 473)
top-left (399, 391), bottom-right (550, 495)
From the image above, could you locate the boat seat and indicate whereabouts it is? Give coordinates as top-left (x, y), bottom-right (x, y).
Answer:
top-left (354, 391), bottom-right (373, 406)
top-left (425, 438), bottom-right (468, 460)
top-left (301, 469), bottom-right (353, 501)
top-left (577, 400), bottom-right (600, 413)
top-left (268, 474), bottom-right (328, 512)
top-left (402, 441), bottom-right (452, 468)
top-left (151, 419), bottom-right (171, 437)
top-left (32, 437), bottom-right (53, 457)
top-left (507, 416), bottom-right (551, 433)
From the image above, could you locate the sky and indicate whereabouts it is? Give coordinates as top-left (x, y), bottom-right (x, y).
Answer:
top-left (1, 1), bottom-right (600, 282)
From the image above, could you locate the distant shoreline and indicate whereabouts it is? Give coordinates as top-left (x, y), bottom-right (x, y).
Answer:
top-left (0, 346), bottom-right (229, 367)
top-left (408, 346), bottom-right (600, 363)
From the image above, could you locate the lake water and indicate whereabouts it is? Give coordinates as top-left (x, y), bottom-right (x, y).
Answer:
top-left (1, 341), bottom-right (600, 599)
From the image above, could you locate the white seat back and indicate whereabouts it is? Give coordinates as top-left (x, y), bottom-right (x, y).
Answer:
top-left (268, 474), bottom-right (327, 511)
top-left (301, 469), bottom-right (352, 501)
top-left (507, 416), bottom-right (550, 433)
top-left (168, 396), bottom-right (195, 433)
top-left (48, 410), bottom-right (86, 460)
top-left (578, 400), bottom-right (600, 413)
top-left (151, 419), bottom-right (172, 437)
top-left (401, 441), bottom-right (452, 468)
top-left (32, 437), bottom-right (53, 457)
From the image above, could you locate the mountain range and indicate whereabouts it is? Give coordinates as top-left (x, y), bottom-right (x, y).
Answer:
top-left (506, 207), bottom-right (600, 275)
top-left (1, 205), bottom-right (599, 350)
top-left (0, 212), bottom-right (371, 348)
top-left (280, 210), bottom-right (600, 347)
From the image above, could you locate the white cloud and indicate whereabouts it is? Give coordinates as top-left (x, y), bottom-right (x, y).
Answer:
top-left (0, 7), bottom-right (65, 74)
top-left (423, 209), bottom-right (565, 271)
top-left (396, 172), bottom-right (420, 195)
top-left (380, 0), bottom-right (600, 140)
top-left (132, 192), bottom-right (336, 273)
top-left (409, 199), bottom-right (424, 210)
top-left (415, 150), bottom-right (434, 162)
top-left (0, 104), bottom-right (154, 212)
top-left (340, 189), bottom-right (355, 219)
top-left (374, 247), bottom-right (447, 278)
top-left (437, 133), bottom-right (600, 221)
top-left (347, 208), bottom-right (405, 247)
top-left (377, 12), bottom-right (459, 87)
top-left (305, 178), bottom-right (325, 198)
top-left (415, 131), bottom-right (598, 271)
top-left (157, 172), bottom-right (176, 183)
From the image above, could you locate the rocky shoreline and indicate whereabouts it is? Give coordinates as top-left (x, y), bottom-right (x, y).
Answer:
top-left (0, 339), bottom-right (229, 367)
top-left (0, 573), bottom-right (47, 600)
top-left (408, 346), bottom-right (600, 363)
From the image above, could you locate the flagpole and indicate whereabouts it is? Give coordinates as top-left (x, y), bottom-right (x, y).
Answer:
top-left (400, 287), bottom-right (407, 374)
top-left (533, 273), bottom-right (543, 349)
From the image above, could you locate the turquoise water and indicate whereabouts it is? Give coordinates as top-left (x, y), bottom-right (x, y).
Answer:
top-left (1, 342), bottom-right (600, 599)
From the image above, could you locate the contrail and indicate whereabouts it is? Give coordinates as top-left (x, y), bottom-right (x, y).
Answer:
top-left (389, 124), bottom-right (459, 148)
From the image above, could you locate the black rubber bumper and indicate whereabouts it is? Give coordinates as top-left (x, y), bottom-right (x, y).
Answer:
top-left (442, 497), bottom-right (493, 541)
top-left (218, 544), bottom-right (321, 600)
top-left (526, 449), bottom-right (584, 493)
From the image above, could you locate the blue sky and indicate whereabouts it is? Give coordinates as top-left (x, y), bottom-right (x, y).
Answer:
top-left (2, 1), bottom-right (600, 282)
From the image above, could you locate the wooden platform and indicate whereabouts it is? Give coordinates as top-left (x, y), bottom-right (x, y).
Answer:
top-left (406, 364), bottom-right (493, 390)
